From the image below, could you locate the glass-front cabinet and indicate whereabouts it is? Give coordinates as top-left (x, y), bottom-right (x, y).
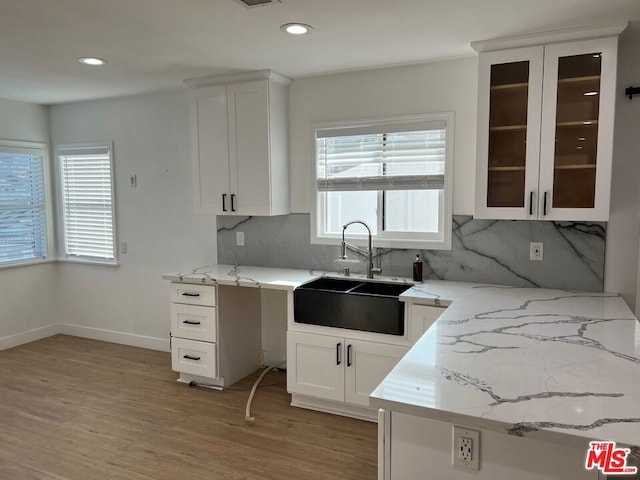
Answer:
top-left (474, 32), bottom-right (621, 221)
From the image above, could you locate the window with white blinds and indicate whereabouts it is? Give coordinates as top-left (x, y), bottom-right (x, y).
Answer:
top-left (57, 144), bottom-right (116, 263)
top-left (0, 143), bottom-right (49, 266)
top-left (313, 114), bottom-right (453, 250)
top-left (316, 121), bottom-right (446, 192)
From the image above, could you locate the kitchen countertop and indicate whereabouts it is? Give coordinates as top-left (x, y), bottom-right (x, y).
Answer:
top-left (372, 282), bottom-right (640, 448)
top-left (162, 264), bottom-right (326, 291)
top-left (164, 265), bottom-right (640, 448)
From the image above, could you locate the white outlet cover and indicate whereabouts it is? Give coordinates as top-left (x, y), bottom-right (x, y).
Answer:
top-left (452, 425), bottom-right (480, 471)
top-left (530, 241), bottom-right (544, 261)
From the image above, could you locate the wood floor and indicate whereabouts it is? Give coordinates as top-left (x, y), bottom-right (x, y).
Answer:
top-left (0, 335), bottom-right (377, 480)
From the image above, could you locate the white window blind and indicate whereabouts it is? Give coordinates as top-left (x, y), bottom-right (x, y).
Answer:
top-left (316, 120), bottom-right (446, 192)
top-left (57, 144), bottom-right (115, 261)
top-left (0, 147), bottom-right (47, 264)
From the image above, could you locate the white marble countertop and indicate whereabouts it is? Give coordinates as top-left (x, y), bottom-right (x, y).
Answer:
top-left (371, 283), bottom-right (640, 448)
top-left (164, 264), bottom-right (640, 448)
top-left (162, 264), bottom-right (326, 291)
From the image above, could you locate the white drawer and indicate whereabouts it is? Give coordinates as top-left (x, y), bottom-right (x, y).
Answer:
top-left (171, 303), bottom-right (217, 342)
top-left (171, 338), bottom-right (218, 379)
top-left (170, 283), bottom-right (216, 307)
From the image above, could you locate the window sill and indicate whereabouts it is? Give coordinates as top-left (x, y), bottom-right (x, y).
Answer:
top-left (0, 258), bottom-right (57, 271)
top-left (57, 257), bottom-right (119, 267)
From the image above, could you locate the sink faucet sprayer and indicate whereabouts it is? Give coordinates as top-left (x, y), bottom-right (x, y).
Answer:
top-left (340, 220), bottom-right (382, 279)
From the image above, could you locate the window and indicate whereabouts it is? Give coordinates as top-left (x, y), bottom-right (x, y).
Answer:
top-left (0, 141), bottom-right (51, 266)
top-left (312, 113), bottom-right (453, 249)
top-left (56, 143), bottom-right (117, 264)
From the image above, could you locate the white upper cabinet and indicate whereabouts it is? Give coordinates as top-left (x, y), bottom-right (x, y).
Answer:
top-left (473, 25), bottom-right (625, 221)
top-left (186, 70), bottom-right (291, 216)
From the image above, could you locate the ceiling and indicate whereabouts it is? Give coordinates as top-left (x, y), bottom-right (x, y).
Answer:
top-left (1, 0), bottom-right (639, 105)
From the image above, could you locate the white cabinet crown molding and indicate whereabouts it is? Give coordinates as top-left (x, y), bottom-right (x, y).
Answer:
top-left (184, 69), bottom-right (292, 88)
top-left (471, 22), bottom-right (628, 52)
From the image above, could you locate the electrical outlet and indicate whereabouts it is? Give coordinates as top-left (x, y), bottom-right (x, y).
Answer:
top-left (236, 231), bottom-right (245, 246)
top-left (459, 437), bottom-right (472, 462)
top-left (453, 426), bottom-right (480, 471)
top-left (530, 241), bottom-right (544, 261)
top-left (120, 241), bottom-right (128, 254)
top-left (129, 174), bottom-right (137, 188)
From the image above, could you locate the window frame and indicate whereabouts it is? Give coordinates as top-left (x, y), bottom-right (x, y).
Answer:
top-left (0, 139), bottom-right (55, 270)
top-left (310, 113), bottom-right (454, 250)
top-left (54, 141), bottom-right (118, 266)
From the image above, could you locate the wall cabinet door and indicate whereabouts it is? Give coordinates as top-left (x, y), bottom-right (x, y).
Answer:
top-left (538, 38), bottom-right (617, 221)
top-left (475, 46), bottom-right (544, 220)
top-left (344, 340), bottom-right (408, 407)
top-left (227, 80), bottom-right (272, 216)
top-left (190, 85), bottom-right (230, 214)
top-left (475, 35), bottom-right (619, 222)
top-left (287, 331), bottom-right (344, 402)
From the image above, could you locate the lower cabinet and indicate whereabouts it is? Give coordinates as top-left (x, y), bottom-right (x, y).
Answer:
top-left (287, 331), bottom-right (408, 408)
top-left (169, 283), bottom-right (261, 389)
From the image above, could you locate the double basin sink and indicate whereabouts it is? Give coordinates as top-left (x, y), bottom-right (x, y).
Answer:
top-left (293, 277), bottom-right (412, 336)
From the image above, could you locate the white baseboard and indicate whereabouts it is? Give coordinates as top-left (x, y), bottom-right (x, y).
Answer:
top-left (0, 324), bottom-right (170, 353)
top-left (59, 324), bottom-right (170, 352)
top-left (0, 325), bottom-right (60, 352)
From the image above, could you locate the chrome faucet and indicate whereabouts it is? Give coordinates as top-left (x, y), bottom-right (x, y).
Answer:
top-left (340, 220), bottom-right (382, 279)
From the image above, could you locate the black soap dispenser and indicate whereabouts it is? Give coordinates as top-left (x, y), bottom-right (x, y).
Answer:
top-left (413, 254), bottom-right (423, 282)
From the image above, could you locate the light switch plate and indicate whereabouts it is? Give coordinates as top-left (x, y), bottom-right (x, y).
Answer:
top-left (236, 232), bottom-right (245, 247)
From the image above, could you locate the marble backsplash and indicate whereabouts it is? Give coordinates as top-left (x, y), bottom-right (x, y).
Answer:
top-left (217, 214), bottom-right (606, 291)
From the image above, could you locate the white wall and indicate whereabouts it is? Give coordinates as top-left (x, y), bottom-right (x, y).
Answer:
top-left (604, 22), bottom-right (640, 310)
top-left (49, 90), bottom-right (218, 350)
top-left (288, 57), bottom-right (478, 215)
top-left (0, 98), bottom-right (60, 349)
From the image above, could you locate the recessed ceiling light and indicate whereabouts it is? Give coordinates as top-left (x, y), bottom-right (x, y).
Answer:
top-left (578, 137), bottom-right (586, 141)
top-left (280, 23), bottom-right (313, 35)
top-left (78, 57), bottom-right (107, 66)
top-left (584, 91), bottom-right (599, 96)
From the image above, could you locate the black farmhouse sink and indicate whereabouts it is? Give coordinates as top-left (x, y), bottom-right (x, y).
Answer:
top-left (293, 277), bottom-right (411, 336)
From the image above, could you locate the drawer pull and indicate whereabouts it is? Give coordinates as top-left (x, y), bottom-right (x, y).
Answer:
top-left (183, 354), bottom-right (201, 361)
top-left (182, 320), bottom-right (201, 325)
top-left (181, 292), bottom-right (201, 297)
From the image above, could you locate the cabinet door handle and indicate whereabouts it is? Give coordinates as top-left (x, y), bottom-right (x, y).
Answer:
top-left (543, 192), bottom-right (548, 216)
top-left (181, 292), bottom-right (200, 297)
top-left (529, 191), bottom-right (534, 216)
top-left (183, 354), bottom-right (201, 361)
top-left (222, 193), bottom-right (228, 212)
top-left (336, 342), bottom-right (342, 365)
top-left (231, 194), bottom-right (236, 212)
top-left (347, 344), bottom-right (352, 367)
top-left (182, 320), bottom-right (201, 325)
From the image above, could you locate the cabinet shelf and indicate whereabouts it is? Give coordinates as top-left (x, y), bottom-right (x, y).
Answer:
top-left (556, 120), bottom-right (598, 127)
top-left (490, 82), bottom-right (529, 91)
top-left (554, 164), bottom-right (596, 170)
top-left (488, 166), bottom-right (526, 172)
top-left (557, 75), bottom-right (600, 84)
top-left (489, 125), bottom-right (527, 132)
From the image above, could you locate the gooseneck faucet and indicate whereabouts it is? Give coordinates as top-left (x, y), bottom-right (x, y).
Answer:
top-left (340, 220), bottom-right (382, 279)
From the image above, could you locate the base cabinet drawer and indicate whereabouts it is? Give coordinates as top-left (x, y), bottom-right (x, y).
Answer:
top-left (170, 303), bottom-right (217, 342)
top-left (170, 283), bottom-right (216, 307)
top-left (171, 338), bottom-right (217, 378)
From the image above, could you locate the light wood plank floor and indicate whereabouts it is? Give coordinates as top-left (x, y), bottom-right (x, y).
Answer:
top-left (0, 335), bottom-right (377, 480)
